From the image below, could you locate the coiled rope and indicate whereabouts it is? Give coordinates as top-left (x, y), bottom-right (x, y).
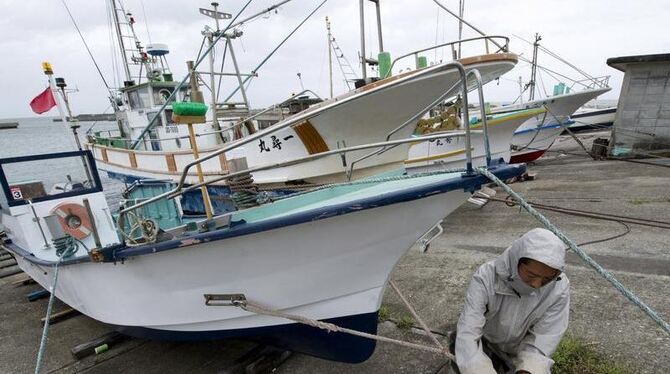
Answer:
top-left (34, 236), bottom-right (80, 374)
top-left (228, 173), bottom-right (261, 209)
top-left (477, 166), bottom-right (670, 335)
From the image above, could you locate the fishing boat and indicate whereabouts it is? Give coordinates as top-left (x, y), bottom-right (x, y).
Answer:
top-left (84, 5), bottom-right (517, 214)
top-left (507, 87), bottom-right (610, 163)
top-left (404, 107), bottom-right (545, 172)
top-left (491, 34), bottom-right (613, 163)
top-left (1, 61), bottom-right (526, 362)
top-left (566, 105), bottom-right (617, 133)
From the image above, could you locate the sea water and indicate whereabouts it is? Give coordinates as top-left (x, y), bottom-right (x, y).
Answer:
top-left (0, 116), bottom-right (125, 210)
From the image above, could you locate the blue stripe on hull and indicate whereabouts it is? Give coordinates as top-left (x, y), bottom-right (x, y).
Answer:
top-left (113, 311), bottom-right (379, 363)
top-left (513, 120), bottom-right (575, 136)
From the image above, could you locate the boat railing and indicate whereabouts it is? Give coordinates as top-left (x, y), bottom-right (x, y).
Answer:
top-left (347, 67), bottom-right (492, 179)
top-left (384, 35), bottom-right (510, 79)
top-left (89, 89), bottom-right (324, 150)
top-left (213, 89), bottom-right (324, 134)
top-left (569, 75), bottom-right (610, 91)
top-left (117, 62), bottom-right (479, 227)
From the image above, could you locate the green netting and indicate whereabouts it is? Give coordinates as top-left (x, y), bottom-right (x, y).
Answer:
top-left (172, 102), bottom-right (208, 116)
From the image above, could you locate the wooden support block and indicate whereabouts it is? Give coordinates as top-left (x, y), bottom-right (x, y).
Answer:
top-left (41, 308), bottom-right (81, 326)
top-left (71, 331), bottom-right (130, 360)
top-left (219, 345), bottom-right (292, 374)
top-left (245, 348), bottom-right (292, 374)
top-left (0, 265), bottom-right (22, 279)
top-left (27, 289), bottom-right (50, 302)
top-left (11, 275), bottom-right (35, 286)
top-left (0, 258), bottom-right (17, 269)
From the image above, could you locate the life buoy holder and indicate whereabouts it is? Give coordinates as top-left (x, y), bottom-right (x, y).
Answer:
top-left (50, 202), bottom-right (93, 240)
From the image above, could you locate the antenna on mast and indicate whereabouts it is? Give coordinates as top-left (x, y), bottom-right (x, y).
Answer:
top-left (527, 33), bottom-right (542, 101)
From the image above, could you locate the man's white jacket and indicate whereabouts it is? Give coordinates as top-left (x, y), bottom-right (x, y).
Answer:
top-left (455, 228), bottom-right (570, 374)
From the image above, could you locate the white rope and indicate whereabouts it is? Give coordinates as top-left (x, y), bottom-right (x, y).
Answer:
top-left (389, 280), bottom-right (444, 350)
top-left (234, 300), bottom-right (455, 360)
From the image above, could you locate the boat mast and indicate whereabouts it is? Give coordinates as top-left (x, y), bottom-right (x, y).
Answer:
top-left (326, 17), bottom-right (333, 98)
top-left (373, 0), bottom-right (384, 52)
top-left (358, 0), bottom-right (385, 81)
top-left (528, 33), bottom-right (541, 101)
top-left (109, 0), bottom-right (131, 83)
top-left (457, 0), bottom-right (464, 59)
top-left (359, 0), bottom-right (366, 79)
top-left (200, 2), bottom-right (232, 143)
top-left (109, 0), bottom-right (155, 84)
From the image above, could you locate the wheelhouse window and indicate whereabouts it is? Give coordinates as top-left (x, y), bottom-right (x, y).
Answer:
top-left (0, 151), bottom-right (101, 207)
top-left (126, 86), bottom-right (153, 110)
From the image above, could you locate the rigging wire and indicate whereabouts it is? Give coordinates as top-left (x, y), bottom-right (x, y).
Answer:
top-left (129, 0), bottom-right (258, 149)
top-left (514, 34), bottom-right (597, 83)
top-left (527, 146), bottom-right (670, 169)
top-left (513, 35), bottom-right (596, 83)
top-left (216, 41), bottom-right (229, 101)
top-left (517, 52), bottom-right (597, 91)
top-left (536, 65), bottom-right (549, 98)
top-left (60, 0), bottom-right (115, 98)
top-left (223, 0), bottom-right (329, 102)
top-left (139, 0), bottom-right (153, 44)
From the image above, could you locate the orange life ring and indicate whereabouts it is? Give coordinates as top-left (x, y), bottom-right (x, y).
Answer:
top-left (50, 202), bottom-right (93, 240)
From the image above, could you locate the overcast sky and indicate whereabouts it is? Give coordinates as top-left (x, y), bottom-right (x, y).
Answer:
top-left (2, 0), bottom-right (667, 119)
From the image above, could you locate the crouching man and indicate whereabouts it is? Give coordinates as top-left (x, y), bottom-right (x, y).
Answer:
top-left (455, 228), bottom-right (570, 374)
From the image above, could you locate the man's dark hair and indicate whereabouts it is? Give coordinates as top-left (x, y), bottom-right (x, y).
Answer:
top-left (518, 257), bottom-right (532, 265)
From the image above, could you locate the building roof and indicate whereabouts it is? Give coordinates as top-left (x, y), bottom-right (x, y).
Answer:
top-left (607, 53), bottom-right (670, 71)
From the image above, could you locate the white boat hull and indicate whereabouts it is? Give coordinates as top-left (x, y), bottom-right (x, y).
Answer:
top-left (2, 148), bottom-right (526, 362)
top-left (246, 57), bottom-right (517, 183)
top-left (14, 190), bottom-right (467, 332)
top-left (507, 88), bottom-right (610, 163)
top-left (404, 111), bottom-right (535, 172)
top-left (568, 107), bottom-right (616, 132)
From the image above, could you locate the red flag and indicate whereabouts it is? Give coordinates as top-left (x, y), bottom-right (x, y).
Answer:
top-left (29, 87), bottom-right (56, 114)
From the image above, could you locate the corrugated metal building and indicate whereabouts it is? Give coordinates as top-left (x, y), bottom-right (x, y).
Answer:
top-left (607, 54), bottom-right (670, 157)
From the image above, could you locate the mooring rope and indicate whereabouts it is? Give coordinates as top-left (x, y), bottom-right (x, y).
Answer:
top-left (486, 195), bottom-right (670, 230)
top-left (232, 299), bottom-right (455, 360)
top-left (477, 166), bottom-right (670, 335)
top-left (34, 237), bottom-right (78, 374)
top-left (389, 280), bottom-right (444, 350)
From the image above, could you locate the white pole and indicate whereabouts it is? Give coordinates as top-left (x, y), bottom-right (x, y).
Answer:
top-left (359, 0), bottom-right (367, 80)
top-left (326, 17), bottom-right (333, 98)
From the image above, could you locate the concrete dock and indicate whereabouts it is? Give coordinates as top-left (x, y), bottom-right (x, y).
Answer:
top-left (1, 132), bottom-right (668, 373)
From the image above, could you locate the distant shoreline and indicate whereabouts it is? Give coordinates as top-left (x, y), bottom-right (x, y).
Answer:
top-left (0, 122), bottom-right (19, 129)
top-left (52, 113), bottom-right (116, 122)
